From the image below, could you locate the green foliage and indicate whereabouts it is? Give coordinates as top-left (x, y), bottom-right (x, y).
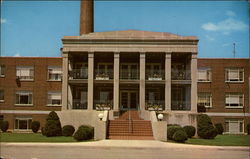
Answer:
top-left (183, 125), bottom-right (196, 138)
top-left (43, 111), bottom-right (62, 137)
top-left (0, 120), bottom-right (9, 132)
top-left (173, 129), bottom-right (188, 143)
top-left (215, 123), bottom-right (224, 135)
top-left (31, 121), bottom-right (40, 133)
top-left (41, 127), bottom-right (45, 136)
top-left (167, 124), bottom-right (181, 127)
top-left (73, 125), bottom-right (94, 141)
top-left (62, 125), bottom-right (75, 136)
top-left (247, 124), bottom-right (250, 135)
top-left (197, 114), bottom-right (218, 139)
top-left (167, 125), bottom-right (182, 140)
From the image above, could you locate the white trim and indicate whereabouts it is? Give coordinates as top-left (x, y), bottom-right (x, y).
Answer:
top-left (205, 112), bottom-right (250, 117)
top-left (0, 110), bottom-right (51, 114)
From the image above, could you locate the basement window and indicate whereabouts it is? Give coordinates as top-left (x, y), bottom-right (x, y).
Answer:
top-left (15, 117), bottom-right (32, 130)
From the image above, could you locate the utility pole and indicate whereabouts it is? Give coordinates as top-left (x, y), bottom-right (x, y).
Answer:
top-left (233, 43), bottom-right (236, 58)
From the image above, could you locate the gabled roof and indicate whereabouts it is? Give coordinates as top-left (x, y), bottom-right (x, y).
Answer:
top-left (64, 30), bottom-right (197, 41)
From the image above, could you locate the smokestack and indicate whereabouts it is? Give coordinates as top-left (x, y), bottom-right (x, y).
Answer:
top-left (80, 0), bottom-right (94, 35)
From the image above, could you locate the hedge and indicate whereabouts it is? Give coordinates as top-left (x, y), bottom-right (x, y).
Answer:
top-left (62, 125), bottom-right (75, 136)
top-left (31, 121), bottom-right (40, 133)
top-left (183, 125), bottom-right (196, 138)
top-left (74, 125), bottom-right (94, 141)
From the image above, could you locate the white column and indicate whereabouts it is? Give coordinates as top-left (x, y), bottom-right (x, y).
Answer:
top-left (139, 52), bottom-right (146, 111)
top-left (62, 53), bottom-right (68, 110)
top-left (165, 53), bottom-right (171, 111)
top-left (88, 52), bottom-right (94, 110)
top-left (67, 57), bottom-right (73, 109)
top-left (191, 53), bottom-right (197, 112)
top-left (113, 52), bottom-right (120, 111)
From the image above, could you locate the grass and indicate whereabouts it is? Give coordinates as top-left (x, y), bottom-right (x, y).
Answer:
top-left (184, 135), bottom-right (250, 146)
top-left (0, 132), bottom-right (87, 142)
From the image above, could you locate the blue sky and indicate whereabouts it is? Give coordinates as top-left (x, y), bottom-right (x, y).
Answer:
top-left (1, 1), bottom-right (249, 58)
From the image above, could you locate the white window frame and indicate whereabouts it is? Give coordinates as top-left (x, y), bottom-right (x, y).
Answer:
top-left (224, 119), bottom-right (244, 134)
top-left (16, 66), bottom-right (34, 81)
top-left (15, 91), bottom-right (33, 106)
top-left (47, 66), bottom-right (62, 81)
top-left (198, 68), bottom-right (211, 82)
top-left (225, 68), bottom-right (244, 83)
top-left (47, 91), bottom-right (62, 106)
top-left (198, 92), bottom-right (212, 108)
top-left (14, 117), bottom-right (32, 131)
top-left (0, 89), bottom-right (4, 102)
top-left (225, 93), bottom-right (244, 108)
top-left (0, 65), bottom-right (5, 77)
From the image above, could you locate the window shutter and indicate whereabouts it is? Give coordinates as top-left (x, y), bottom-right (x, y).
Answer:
top-left (229, 70), bottom-right (239, 79)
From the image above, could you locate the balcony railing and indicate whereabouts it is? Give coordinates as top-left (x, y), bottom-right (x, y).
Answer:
top-left (120, 69), bottom-right (139, 80)
top-left (69, 69), bottom-right (88, 79)
top-left (145, 100), bottom-right (165, 111)
top-left (72, 99), bottom-right (87, 109)
top-left (171, 69), bottom-right (191, 80)
top-left (95, 69), bottom-right (113, 80)
top-left (171, 101), bottom-right (190, 110)
top-left (146, 70), bottom-right (165, 80)
top-left (94, 100), bottom-right (113, 110)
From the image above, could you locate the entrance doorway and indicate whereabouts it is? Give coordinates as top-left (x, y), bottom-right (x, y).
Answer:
top-left (120, 91), bottom-right (138, 110)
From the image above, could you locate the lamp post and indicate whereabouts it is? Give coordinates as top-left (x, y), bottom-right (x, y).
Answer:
top-left (98, 113), bottom-right (104, 121)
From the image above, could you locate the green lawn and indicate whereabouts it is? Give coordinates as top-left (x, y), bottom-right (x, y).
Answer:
top-left (185, 135), bottom-right (250, 146)
top-left (0, 133), bottom-right (83, 142)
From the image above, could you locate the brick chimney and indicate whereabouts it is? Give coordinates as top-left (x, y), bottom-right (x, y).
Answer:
top-left (80, 0), bottom-right (94, 35)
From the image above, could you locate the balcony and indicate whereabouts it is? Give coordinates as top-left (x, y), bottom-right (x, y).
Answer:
top-left (171, 69), bottom-right (191, 80)
top-left (171, 101), bottom-right (190, 110)
top-left (95, 69), bottom-right (113, 80)
top-left (120, 69), bottom-right (139, 80)
top-left (94, 100), bottom-right (113, 110)
top-left (146, 70), bottom-right (165, 80)
top-left (145, 100), bottom-right (164, 111)
top-left (69, 69), bottom-right (88, 79)
top-left (72, 99), bottom-right (87, 109)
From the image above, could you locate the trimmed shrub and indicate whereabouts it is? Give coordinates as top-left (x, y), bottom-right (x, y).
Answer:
top-left (247, 124), bottom-right (250, 135)
top-left (215, 123), bottom-right (224, 135)
top-left (197, 114), bottom-right (217, 139)
top-left (167, 125), bottom-right (182, 140)
top-left (0, 120), bottom-right (9, 132)
top-left (43, 111), bottom-right (62, 137)
top-left (183, 125), bottom-right (196, 138)
top-left (74, 125), bottom-right (94, 141)
top-left (62, 125), bottom-right (75, 136)
top-left (31, 121), bottom-right (40, 133)
top-left (173, 129), bottom-right (188, 143)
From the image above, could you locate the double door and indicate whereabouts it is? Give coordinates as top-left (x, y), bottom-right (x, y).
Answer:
top-left (120, 91), bottom-right (138, 110)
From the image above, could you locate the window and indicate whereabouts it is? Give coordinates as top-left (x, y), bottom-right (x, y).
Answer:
top-left (198, 68), bottom-right (211, 82)
top-left (0, 90), bottom-right (4, 102)
top-left (96, 63), bottom-right (113, 80)
top-left (100, 91), bottom-right (109, 103)
top-left (225, 93), bottom-right (244, 108)
top-left (15, 91), bottom-right (33, 105)
top-left (47, 91), bottom-right (62, 106)
top-left (15, 117), bottom-right (32, 130)
top-left (198, 93), bottom-right (212, 108)
top-left (225, 68), bottom-right (244, 82)
top-left (0, 65), bottom-right (5, 77)
top-left (48, 66), bottom-right (62, 81)
top-left (16, 66), bottom-right (34, 80)
top-left (225, 119), bottom-right (244, 134)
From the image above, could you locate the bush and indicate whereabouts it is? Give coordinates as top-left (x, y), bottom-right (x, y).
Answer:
top-left (197, 114), bottom-right (217, 139)
top-left (247, 124), bottom-right (250, 135)
top-left (215, 123), bottom-right (224, 135)
top-left (167, 125), bottom-right (182, 140)
top-left (0, 120), bottom-right (9, 132)
top-left (183, 125), bottom-right (196, 138)
top-left (167, 124), bottom-right (181, 127)
top-left (73, 125), bottom-right (94, 141)
top-left (173, 129), bottom-right (188, 143)
top-left (43, 111), bottom-right (62, 137)
top-left (31, 121), bottom-right (40, 133)
top-left (41, 127), bottom-right (45, 136)
top-left (62, 125), bottom-right (75, 136)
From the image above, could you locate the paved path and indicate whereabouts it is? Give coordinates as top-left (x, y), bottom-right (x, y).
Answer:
top-left (1, 140), bottom-right (249, 159)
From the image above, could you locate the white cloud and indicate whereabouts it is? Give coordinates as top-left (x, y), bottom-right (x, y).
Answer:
top-left (201, 18), bottom-right (248, 33)
top-left (222, 43), bottom-right (230, 47)
top-left (205, 35), bottom-right (215, 41)
top-left (14, 53), bottom-right (20, 57)
top-left (0, 18), bottom-right (6, 24)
